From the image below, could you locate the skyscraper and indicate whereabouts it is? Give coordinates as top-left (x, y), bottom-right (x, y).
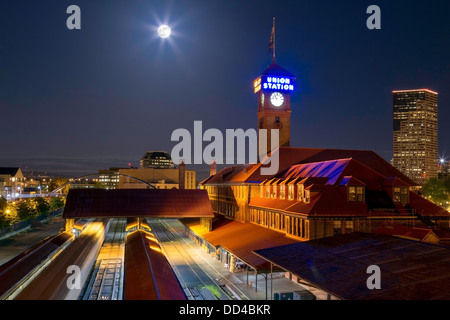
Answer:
top-left (140, 151), bottom-right (174, 169)
top-left (393, 89), bottom-right (438, 185)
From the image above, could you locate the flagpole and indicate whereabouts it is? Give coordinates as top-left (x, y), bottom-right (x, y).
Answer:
top-left (273, 17), bottom-right (276, 62)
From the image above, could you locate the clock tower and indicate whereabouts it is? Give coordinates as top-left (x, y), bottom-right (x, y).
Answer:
top-left (254, 52), bottom-right (295, 159)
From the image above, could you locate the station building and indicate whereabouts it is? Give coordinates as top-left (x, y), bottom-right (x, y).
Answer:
top-left (183, 24), bottom-right (450, 292)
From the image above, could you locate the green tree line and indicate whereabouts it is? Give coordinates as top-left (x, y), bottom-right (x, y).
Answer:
top-left (0, 196), bottom-right (65, 229)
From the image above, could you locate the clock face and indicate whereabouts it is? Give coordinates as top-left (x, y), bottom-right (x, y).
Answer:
top-left (270, 92), bottom-right (284, 107)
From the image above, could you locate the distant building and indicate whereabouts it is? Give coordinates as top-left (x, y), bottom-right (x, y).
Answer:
top-left (140, 151), bottom-right (174, 169)
top-left (118, 166), bottom-right (196, 190)
top-left (98, 167), bottom-right (124, 189)
top-left (98, 166), bottom-right (196, 190)
top-left (0, 167), bottom-right (24, 200)
top-left (393, 89), bottom-right (438, 185)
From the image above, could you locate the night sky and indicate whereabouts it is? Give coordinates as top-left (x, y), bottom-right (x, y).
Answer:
top-left (1, 0), bottom-right (449, 180)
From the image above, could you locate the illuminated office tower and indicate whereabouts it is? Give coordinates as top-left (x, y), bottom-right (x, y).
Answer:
top-left (393, 89), bottom-right (438, 185)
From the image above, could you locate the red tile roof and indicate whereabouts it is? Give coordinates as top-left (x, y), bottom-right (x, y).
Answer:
top-left (201, 147), bottom-right (417, 186)
top-left (182, 217), bottom-right (298, 270)
top-left (374, 224), bottom-right (437, 241)
top-left (409, 192), bottom-right (449, 217)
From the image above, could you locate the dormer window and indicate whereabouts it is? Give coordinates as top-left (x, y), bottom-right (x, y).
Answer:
top-left (266, 185), bottom-right (270, 198)
top-left (348, 186), bottom-right (364, 202)
top-left (271, 186), bottom-right (277, 198)
top-left (280, 185), bottom-right (285, 199)
top-left (304, 190), bottom-right (310, 203)
top-left (393, 187), bottom-right (409, 204)
top-left (297, 184), bottom-right (304, 201)
top-left (288, 185), bottom-right (294, 200)
top-left (393, 187), bottom-right (401, 202)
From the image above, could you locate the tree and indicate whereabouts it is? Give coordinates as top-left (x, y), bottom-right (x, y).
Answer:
top-left (48, 177), bottom-right (70, 194)
top-left (0, 196), bottom-right (7, 213)
top-left (49, 197), bottom-right (65, 211)
top-left (422, 177), bottom-right (450, 206)
top-left (34, 197), bottom-right (50, 215)
top-left (15, 198), bottom-right (50, 220)
top-left (3, 202), bottom-right (19, 225)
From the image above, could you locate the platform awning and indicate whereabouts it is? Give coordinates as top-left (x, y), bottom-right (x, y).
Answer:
top-left (63, 189), bottom-right (214, 219)
top-left (182, 217), bottom-right (298, 271)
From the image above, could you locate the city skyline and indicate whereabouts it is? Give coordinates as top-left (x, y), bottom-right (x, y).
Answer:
top-left (1, 0), bottom-right (449, 180)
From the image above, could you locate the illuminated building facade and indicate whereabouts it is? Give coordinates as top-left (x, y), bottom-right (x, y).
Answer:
top-left (201, 147), bottom-right (449, 240)
top-left (393, 89), bottom-right (438, 185)
top-left (98, 166), bottom-right (196, 190)
top-left (0, 167), bottom-right (24, 200)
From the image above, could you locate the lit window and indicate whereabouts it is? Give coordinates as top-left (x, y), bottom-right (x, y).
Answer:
top-left (333, 221), bottom-right (342, 235)
top-left (345, 221), bottom-right (354, 233)
top-left (297, 184), bottom-right (304, 201)
top-left (393, 187), bottom-right (401, 202)
top-left (288, 185), bottom-right (294, 200)
top-left (348, 186), bottom-right (364, 202)
top-left (280, 185), bottom-right (285, 199)
top-left (304, 190), bottom-right (310, 203)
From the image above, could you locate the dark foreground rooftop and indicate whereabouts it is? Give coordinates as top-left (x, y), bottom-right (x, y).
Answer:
top-left (254, 232), bottom-right (450, 300)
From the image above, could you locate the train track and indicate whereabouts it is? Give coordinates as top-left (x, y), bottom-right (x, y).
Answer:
top-left (81, 218), bottom-right (126, 300)
top-left (147, 218), bottom-right (232, 300)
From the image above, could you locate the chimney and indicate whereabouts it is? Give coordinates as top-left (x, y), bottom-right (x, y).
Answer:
top-left (210, 161), bottom-right (217, 176)
top-left (179, 161), bottom-right (185, 189)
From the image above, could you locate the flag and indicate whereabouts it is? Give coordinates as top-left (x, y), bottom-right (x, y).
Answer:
top-left (269, 19), bottom-right (275, 52)
top-left (269, 18), bottom-right (275, 60)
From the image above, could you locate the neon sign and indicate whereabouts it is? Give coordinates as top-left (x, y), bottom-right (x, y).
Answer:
top-left (262, 76), bottom-right (294, 92)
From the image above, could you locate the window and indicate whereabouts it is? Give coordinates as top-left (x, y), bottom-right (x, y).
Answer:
top-left (393, 187), bottom-right (401, 202)
top-left (333, 221), bottom-right (342, 235)
top-left (297, 184), bottom-right (304, 201)
top-left (275, 117), bottom-right (280, 124)
top-left (288, 185), bottom-right (294, 200)
top-left (280, 185), bottom-right (285, 199)
top-left (304, 190), bottom-right (310, 203)
top-left (266, 186), bottom-right (270, 198)
top-left (348, 186), bottom-right (356, 201)
top-left (345, 221), bottom-right (354, 233)
top-left (401, 187), bottom-right (409, 204)
top-left (348, 186), bottom-right (364, 202)
top-left (356, 187), bottom-right (364, 202)
top-left (260, 185), bottom-right (264, 198)
top-left (271, 186), bottom-right (277, 198)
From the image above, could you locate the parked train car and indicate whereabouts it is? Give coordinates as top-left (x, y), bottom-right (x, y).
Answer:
top-left (14, 219), bottom-right (110, 300)
top-left (0, 232), bottom-right (74, 300)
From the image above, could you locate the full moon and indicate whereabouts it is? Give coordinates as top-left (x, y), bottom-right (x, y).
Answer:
top-left (158, 25), bottom-right (171, 38)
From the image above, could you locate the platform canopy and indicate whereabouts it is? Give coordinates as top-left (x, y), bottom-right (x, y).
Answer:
top-left (62, 189), bottom-right (214, 219)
